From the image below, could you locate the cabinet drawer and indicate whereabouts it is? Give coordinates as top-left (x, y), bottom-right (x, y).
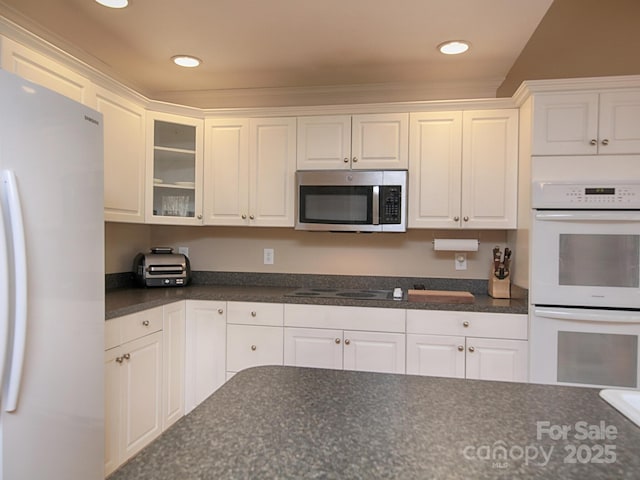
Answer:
top-left (284, 304), bottom-right (405, 332)
top-left (226, 324), bottom-right (283, 372)
top-left (227, 302), bottom-right (283, 326)
top-left (406, 310), bottom-right (527, 340)
top-left (120, 306), bottom-right (164, 344)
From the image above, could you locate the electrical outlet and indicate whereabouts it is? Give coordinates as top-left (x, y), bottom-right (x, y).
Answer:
top-left (455, 252), bottom-right (467, 270)
top-left (178, 246), bottom-right (189, 257)
top-left (263, 248), bottom-right (274, 265)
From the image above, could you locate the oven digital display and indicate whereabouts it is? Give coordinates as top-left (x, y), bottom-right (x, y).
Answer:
top-left (585, 187), bottom-right (615, 195)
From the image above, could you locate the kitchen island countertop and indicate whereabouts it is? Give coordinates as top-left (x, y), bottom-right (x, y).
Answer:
top-left (106, 284), bottom-right (527, 320)
top-left (108, 366), bottom-right (640, 480)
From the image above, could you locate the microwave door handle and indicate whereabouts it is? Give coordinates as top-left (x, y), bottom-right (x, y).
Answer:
top-left (534, 307), bottom-right (640, 324)
top-left (372, 186), bottom-right (380, 225)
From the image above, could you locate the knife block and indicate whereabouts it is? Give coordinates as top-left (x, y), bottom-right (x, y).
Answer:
top-left (488, 275), bottom-right (511, 299)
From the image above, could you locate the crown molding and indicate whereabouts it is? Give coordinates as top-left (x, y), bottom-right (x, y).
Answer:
top-left (512, 75), bottom-right (640, 106)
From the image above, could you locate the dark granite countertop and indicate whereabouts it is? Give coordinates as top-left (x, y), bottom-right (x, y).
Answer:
top-left (108, 366), bottom-right (640, 480)
top-left (106, 283), bottom-right (527, 320)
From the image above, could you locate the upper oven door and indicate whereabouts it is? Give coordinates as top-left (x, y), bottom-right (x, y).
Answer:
top-left (531, 210), bottom-right (640, 308)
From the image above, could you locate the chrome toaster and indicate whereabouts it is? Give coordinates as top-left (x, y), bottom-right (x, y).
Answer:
top-left (133, 247), bottom-right (191, 287)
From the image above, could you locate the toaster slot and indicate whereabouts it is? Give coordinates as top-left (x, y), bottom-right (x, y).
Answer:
top-left (147, 265), bottom-right (185, 275)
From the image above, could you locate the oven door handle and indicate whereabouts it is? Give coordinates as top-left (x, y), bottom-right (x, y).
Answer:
top-left (534, 211), bottom-right (640, 222)
top-left (534, 307), bottom-right (640, 324)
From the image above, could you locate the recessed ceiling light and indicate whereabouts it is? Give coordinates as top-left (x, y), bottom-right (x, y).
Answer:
top-left (172, 55), bottom-right (202, 68)
top-left (95, 0), bottom-right (129, 8)
top-left (438, 40), bottom-right (470, 55)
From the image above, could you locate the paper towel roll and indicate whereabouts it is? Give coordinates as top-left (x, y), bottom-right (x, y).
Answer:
top-left (433, 239), bottom-right (479, 251)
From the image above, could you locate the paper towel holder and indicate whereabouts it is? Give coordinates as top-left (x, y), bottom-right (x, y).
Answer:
top-left (432, 238), bottom-right (480, 252)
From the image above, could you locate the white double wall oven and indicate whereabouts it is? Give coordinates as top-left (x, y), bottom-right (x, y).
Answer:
top-left (529, 156), bottom-right (640, 389)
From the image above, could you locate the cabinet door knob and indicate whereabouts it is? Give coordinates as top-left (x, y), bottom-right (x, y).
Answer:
top-left (343, 157), bottom-right (349, 163)
top-left (590, 139), bottom-right (598, 145)
top-left (241, 214), bottom-right (247, 219)
top-left (115, 356), bottom-right (124, 364)
top-left (251, 345), bottom-right (257, 351)
top-left (457, 345), bottom-right (464, 352)
top-left (463, 321), bottom-right (470, 327)
top-left (463, 216), bottom-right (469, 222)
top-left (468, 346), bottom-right (475, 353)
top-left (249, 215), bottom-right (255, 220)
top-left (601, 139), bottom-right (609, 146)
top-left (453, 216), bottom-right (460, 222)
top-left (251, 311), bottom-right (257, 317)
top-left (197, 214), bottom-right (203, 219)
top-left (335, 338), bottom-right (341, 344)
top-left (142, 320), bottom-right (150, 327)
top-left (123, 353), bottom-right (131, 360)
top-left (344, 339), bottom-right (351, 345)
top-left (352, 157), bottom-right (358, 163)
top-left (217, 308), bottom-right (224, 314)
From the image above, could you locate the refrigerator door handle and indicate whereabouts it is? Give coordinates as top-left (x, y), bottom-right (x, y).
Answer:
top-left (2, 170), bottom-right (28, 412)
top-left (0, 172), bottom-right (10, 396)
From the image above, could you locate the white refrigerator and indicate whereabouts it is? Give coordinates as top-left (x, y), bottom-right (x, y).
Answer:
top-left (0, 69), bottom-right (104, 479)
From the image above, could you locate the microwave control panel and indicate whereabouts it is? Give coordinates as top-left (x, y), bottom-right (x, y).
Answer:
top-left (532, 182), bottom-right (640, 209)
top-left (380, 186), bottom-right (403, 224)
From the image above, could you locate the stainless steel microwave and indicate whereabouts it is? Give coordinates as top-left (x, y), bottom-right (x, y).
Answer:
top-left (295, 170), bottom-right (407, 232)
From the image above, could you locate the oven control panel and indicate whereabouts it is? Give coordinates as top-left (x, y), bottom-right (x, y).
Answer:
top-left (532, 182), bottom-right (640, 208)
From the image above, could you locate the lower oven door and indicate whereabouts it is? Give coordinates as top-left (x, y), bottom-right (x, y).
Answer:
top-left (531, 210), bottom-right (640, 308)
top-left (530, 306), bottom-right (640, 388)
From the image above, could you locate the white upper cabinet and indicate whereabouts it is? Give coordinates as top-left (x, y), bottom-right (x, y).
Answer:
top-left (409, 109), bottom-right (518, 229)
top-left (0, 37), bottom-right (93, 105)
top-left (97, 86), bottom-right (146, 223)
top-left (297, 113), bottom-right (408, 170)
top-left (146, 113), bottom-right (204, 225)
top-left (532, 91), bottom-right (640, 155)
top-left (408, 111), bottom-right (463, 229)
top-left (203, 117), bottom-right (296, 226)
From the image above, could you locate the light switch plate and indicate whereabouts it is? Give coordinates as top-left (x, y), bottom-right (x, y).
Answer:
top-left (263, 248), bottom-right (274, 265)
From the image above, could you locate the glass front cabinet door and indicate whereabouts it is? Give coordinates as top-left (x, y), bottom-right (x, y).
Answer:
top-left (146, 113), bottom-right (203, 224)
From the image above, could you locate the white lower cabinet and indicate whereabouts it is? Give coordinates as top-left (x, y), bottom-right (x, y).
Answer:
top-left (162, 302), bottom-right (186, 429)
top-left (185, 300), bottom-right (227, 414)
top-left (104, 307), bottom-right (164, 477)
top-left (284, 304), bottom-right (406, 374)
top-left (225, 302), bottom-right (284, 376)
top-left (406, 311), bottom-right (528, 382)
top-left (285, 328), bottom-right (405, 374)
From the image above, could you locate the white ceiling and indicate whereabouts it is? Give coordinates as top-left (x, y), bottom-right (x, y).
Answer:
top-left (0, 0), bottom-right (554, 107)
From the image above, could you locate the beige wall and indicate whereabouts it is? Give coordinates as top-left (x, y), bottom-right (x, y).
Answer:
top-left (498, 0), bottom-right (640, 97)
top-left (106, 222), bottom-right (512, 280)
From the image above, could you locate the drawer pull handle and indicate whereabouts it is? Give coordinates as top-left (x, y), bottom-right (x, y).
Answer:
top-left (601, 139), bottom-right (609, 146)
top-left (463, 321), bottom-right (470, 327)
top-left (142, 320), bottom-right (150, 327)
top-left (251, 345), bottom-right (257, 351)
top-left (590, 139), bottom-right (598, 145)
top-left (457, 345), bottom-right (464, 352)
top-left (468, 346), bottom-right (475, 353)
top-left (218, 308), bottom-right (224, 314)
top-left (123, 353), bottom-right (131, 360)
top-left (251, 311), bottom-right (257, 317)
top-left (344, 339), bottom-right (351, 346)
top-left (335, 338), bottom-right (341, 344)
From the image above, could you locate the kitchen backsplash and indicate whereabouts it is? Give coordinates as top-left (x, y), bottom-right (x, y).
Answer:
top-left (106, 223), bottom-right (513, 281)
